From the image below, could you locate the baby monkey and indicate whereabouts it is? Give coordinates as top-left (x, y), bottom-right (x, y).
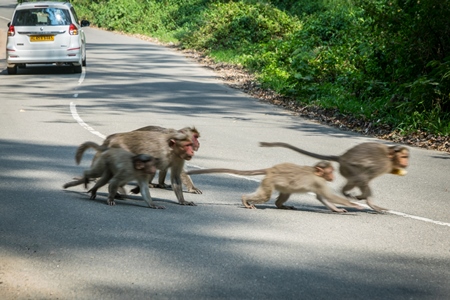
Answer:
top-left (187, 161), bottom-right (362, 212)
top-left (63, 142), bottom-right (164, 209)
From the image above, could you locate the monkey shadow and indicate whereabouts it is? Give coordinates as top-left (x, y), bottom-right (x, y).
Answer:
top-left (62, 189), bottom-right (173, 208)
top-left (251, 204), bottom-right (367, 215)
top-left (431, 154), bottom-right (450, 159)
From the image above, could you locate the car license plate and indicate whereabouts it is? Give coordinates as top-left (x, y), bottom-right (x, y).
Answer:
top-left (30, 35), bottom-right (54, 42)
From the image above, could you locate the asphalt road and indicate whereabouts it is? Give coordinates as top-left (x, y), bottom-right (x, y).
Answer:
top-left (1, 1), bottom-right (449, 299)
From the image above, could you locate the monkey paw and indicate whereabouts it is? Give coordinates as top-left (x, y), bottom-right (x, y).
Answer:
top-left (187, 187), bottom-right (203, 194)
top-left (107, 200), bottom-right (116, 206)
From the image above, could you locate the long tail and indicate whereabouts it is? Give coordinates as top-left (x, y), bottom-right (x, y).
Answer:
top-left (75, 141), bottom-right (108, 165)
top-left (259, 142), bottom-right (339, 162)
top-left (186, 168), bottom-right (267, 176)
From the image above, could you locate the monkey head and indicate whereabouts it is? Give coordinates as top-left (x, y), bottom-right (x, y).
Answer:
top-left (179, 126), bottom-right (200, 151)
top-left (389, 146), bottom-right (409, 175)
top-left (169, 138), bottom-right (195, 161)
top-left (314, 161), bottom-right (335, 182)
top-left (132, 154), bottom-right (158, 175)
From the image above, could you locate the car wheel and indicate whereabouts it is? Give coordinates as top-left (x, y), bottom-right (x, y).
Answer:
top-left (7, 65), bottom-right (17, 75)
top-left (82, 54), bottom-right (86, 67)
top-left (73, 64), bottom-right (82, 73)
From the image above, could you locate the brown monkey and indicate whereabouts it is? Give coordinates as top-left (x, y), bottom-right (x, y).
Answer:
top-left (132, 125), bottom-right (201, 194)
top-left (260, 142), bottom-right (410, 212)
top-left (186, 161), bottom-right (363, 212)
top-left (63, 142), bottom-right (164, 209)
top-left (94, 130), bottom-right (196, 206)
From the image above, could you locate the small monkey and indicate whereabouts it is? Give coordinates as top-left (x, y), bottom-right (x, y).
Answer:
top-left (93, 130), bottom-right (196, 206)
top-left (131, 125), bottom-right (202, 194)
top-left (63, 142), bottom-right (164, 209)
top-left (260, 142), bottom-right (410, 212)
top-left (186, 161), bottom-right (363, 212)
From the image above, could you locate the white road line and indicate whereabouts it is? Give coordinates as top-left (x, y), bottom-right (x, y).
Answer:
top-left (387, 210), bottom-right (450, 227)
top-left (69, 102), bottom-right (105, 139)
top-left (78, 68), bottom-right (86, 85)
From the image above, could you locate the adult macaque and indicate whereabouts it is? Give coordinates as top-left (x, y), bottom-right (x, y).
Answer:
top-left (186, 161), bottom-right (363, 212)
top-left (132, 125), bottom-right (201, 194)
top-left (63, 142), bottom-right (164, 209)
top-left (260, 142), bottom-right (410, 212)
top-left (95, 130), bottom-right (197, 206)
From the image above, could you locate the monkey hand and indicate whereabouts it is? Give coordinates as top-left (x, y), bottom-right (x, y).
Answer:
top-left (187, 187), bottom-right (203, 194)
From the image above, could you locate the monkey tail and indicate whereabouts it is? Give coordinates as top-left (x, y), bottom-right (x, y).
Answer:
top-left (259, 142), bottom-right (339, 162)
top-left (186, 168), bottom-right (267, 176)
top-left (75, 141), bottom-right (108, 165)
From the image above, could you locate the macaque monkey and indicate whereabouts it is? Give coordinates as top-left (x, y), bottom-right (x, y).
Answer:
top-left (63, 142), bottom-right (164, 209)
top-left (260, 142), bottom-right (410, 212)
top-left (132, 125), bottom-right (201, 194)
top-left (186, 161), bottom-right (363, 212)
top-left (94, 130), bottom-right (197, 206)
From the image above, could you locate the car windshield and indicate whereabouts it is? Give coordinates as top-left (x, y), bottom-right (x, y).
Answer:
top-left (13, 8), bottom-right (71, 26)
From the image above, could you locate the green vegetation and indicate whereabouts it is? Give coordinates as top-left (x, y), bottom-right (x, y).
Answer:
top-left (72, 0), bottom-right (450, 136)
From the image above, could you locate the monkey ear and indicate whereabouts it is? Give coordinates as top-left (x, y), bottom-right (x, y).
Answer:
top-left (168, 139), bottom-right (176, 148)
top-left (314, 167), bottom-right (324, 177)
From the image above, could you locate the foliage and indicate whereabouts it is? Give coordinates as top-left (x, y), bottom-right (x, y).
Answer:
top-left (71, 0), bottom-right (450, 135)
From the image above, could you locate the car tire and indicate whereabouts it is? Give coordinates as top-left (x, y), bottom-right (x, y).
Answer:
top-left (82, 57), bottom-right (86, 67)
top-left (7, 65), bottom-right (17, 75)
top-left (73, 64), bottom-right (82, 73)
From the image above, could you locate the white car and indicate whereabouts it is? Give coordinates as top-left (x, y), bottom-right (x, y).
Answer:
top-left (6, 1), bottom-right (89, 75)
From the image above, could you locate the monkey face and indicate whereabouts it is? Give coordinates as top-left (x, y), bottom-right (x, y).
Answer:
top-left (396, 150), bottom-right (410, 168)
top-left (192, 134), bottom-right (200, 151)
top-left (323, 167), bottom-right (335, 182)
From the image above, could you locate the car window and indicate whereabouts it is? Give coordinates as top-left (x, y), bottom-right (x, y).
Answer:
top-left (13, 8), bottom-right (72, 26)
top-left (70, 7), bottom-right (79, 24)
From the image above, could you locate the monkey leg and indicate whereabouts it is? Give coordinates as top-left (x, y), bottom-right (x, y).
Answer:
top-left (181, 171), bottom-right (202, 194)
top-left (87, 171), bottom-right (113, 200)
top-left (63, 177), bottom-right (87, 189)
top-left (107, 177), bottom-right (125, 206)
top-left (137, 179), bottom-right (165, 209)
top-left (241, 178), bottom-right (273, 209)
top-left (155, 169), bottom-right (171, 189)
top-left (171, 173), bottom-right (196, 206)
top-left (355, 185), bottom-right (387, 213)
top-left (316, 196), bottom-right (348, 213)
top-left (342, 181), bottom-right (357, 198)
top-left (275, 193), bottom-right (295, 209)
top-left (366, 197), bottom-right (387, 213)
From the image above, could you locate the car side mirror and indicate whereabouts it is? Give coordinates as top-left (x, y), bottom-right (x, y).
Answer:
top-left (80, 20), bottom-right (90, 27)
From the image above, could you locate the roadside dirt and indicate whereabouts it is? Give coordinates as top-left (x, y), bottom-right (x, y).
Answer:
top-left (176, 48), bottom-right (450, 154)
top-left (125, 30), bottom-right (450, 153)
